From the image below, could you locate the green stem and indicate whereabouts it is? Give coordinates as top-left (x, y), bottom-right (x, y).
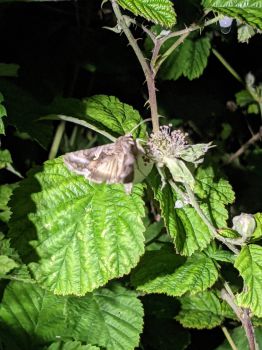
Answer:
top-left (212, 48), bottom-right (244, 85)
top-left (221, 326), bottom-right (238, 350)
top-left (154, 15), bottom-right (224, 72)
top-left (48, 121), bottom-right (66, 160)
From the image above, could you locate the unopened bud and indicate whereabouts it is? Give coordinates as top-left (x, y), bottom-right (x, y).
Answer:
top-left (232, 213), bottom-right (256, 239)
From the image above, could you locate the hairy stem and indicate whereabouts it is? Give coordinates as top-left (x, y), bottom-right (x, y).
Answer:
top-left (111, 0), bottom-right (159, 132)
top-left (221, 283), bottom-right (258, 350)
top-left (48, 121), bottom-right (66, 160)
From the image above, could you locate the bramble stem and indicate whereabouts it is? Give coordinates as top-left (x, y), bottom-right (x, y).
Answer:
top-left (221, 283), bottom-right (258, 350)
top-left (48, 121), bottom-right (66, 160)
top-left (111, 0), bottom-right (159, 132)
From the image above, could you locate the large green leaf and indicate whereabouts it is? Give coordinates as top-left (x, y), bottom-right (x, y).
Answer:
top-left (202, 0), bottom-right (262, 30)
top-left (0, 183), bottom-right (18, 223)
top-left (151, 167), bottom-right (234, 255)
top-left (215, 326), bottom-right (262, 350)
top-left (83, 95), bottom-right (146, 139)
top-left (0, 282), bottom-right (143, 350)
top-left (234, 244), bottom-right (262, 317)
top-left (160, 36), bottom-right (211, 81)
top-left (8, 158), bottom-right (145, 295)
top-left (133, 251), bottom-right (219, 296)
top-left (118, 0), bottom-right (176, 28)
top-left (176, 291), bottom-right (232, 329)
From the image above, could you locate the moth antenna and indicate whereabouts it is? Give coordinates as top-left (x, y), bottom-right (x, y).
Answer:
top-left (128, 118), bottom-right (152, 135)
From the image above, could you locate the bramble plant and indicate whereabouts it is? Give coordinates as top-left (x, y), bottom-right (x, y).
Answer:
top-left (0, 1), bottom-right (262, 350)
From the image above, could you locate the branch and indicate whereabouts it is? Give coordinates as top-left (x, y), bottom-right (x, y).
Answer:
top-left (221, 283), bottom-right (258, 350)
top-left (227, 127), bottom-right (262, 164)
top-left (111, 0), bottom-right (159, 132)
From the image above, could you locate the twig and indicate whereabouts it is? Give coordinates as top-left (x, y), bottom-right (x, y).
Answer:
top-left (221, 326), bottom-right (238, 350)
top-left (227, 127), bottom-right (262, 164)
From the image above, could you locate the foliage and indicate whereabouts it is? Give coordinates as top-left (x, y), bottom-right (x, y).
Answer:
top-left (0, 0), bottom-right (261, 350)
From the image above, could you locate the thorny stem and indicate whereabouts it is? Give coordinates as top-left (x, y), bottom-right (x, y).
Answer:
top-left (48, 121), bottom-right (66, 160)
top-left (111, 0), bottom-right (159, 132)
top-left (221, 283), bottom-right (258, 350)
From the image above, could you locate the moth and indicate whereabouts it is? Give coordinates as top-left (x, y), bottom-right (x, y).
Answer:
top-left (63, 134), bottom-right (146, 194)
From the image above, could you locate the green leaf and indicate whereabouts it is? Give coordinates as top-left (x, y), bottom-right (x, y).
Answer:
top-left (83, 95), bottom-right (146, 139)
top-left (133, 251), bottom-right (219, 296)
top-left (160, 36), bottom-right (211, 81)
top-left (0, 183), bottom-right (18, 223)
top-left (202, 0), bottom-right (262, 30)
top-left (9, 158), bottom-right (145, 295)
top-left (252, 213), bottom-right (262, 240)
top-left (0, 255), bottom-right (19, 275)
top-left (234, 244), bottom-right (262, 317)
top-left (247, 103), bottom-right (259, 114)
top-left (150, 167), bottom-right (234, 256)
top-left (47, 341), bottom-right (100, 350)
top-left (235, 89), bottom-right (254, 107)
top-left (205, 243), bottom-right (235, 263)
top-left (0, 282), bottom-right (143, 350)
top-left (176, 291), bottom-right (228, 329)
top-left (0, 149), bottom-right (12, 169)
top-left (118, 0), bottom-right (176, 28)
top-left (68, 283), bottom-right (144, 350)
top-left (0, 92), bottom-right (7, 135)
top-left (0, 63), bottom-right (19, 77)
top-left (215, 326), bottom-right (262, 350)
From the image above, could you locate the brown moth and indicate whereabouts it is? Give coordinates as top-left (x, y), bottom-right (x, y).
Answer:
top-left (63, 134), bottom-right (141, 194)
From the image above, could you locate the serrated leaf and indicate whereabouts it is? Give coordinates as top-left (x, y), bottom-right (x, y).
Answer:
top-left (234, 244), bottom-right (262, 317)
top-left (252, 213), bottom-right (262, 240)
top-left (160, 36), bottom-right (211, 81)
top-left (150, 166), bottom-right (234, 256)
top-left (68, 283), bottom-right (144, 350)
top-left (202, 0), bottom-right (262, 30)
top-left (247, 103), bottom-right (259, 114)
top-left (176, 291), bottom-right (228, 329)
top-left (47, 341), bottom-right (100, 350)
top-left (134, 252), bottom-right (219, 296)
top-left (215, 326), bottom-right (262, 350)
top-left (0, 149), bottom-right (12, 169)
top-left (235, 89), bottom-right (254, 107)
top-left (205, 244), bottom-right (235, 263)
top-left (0, 183), bottom-right (18, 223)
top-left (9, 158), bottom-right (145, 295)
top-left (0, 282), bottom-right (143, 350)
top-left (83, 95), bottom-right (146, 139)
top-left (118, 0), bottom-right (176, 28)
top-left (0, 255), bottom-right (19, 275)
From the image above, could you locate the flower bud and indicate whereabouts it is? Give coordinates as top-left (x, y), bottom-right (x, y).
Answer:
top-left (232, 213), bottom-right (256, 239)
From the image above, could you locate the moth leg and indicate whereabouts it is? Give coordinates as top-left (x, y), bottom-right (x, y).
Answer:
top-left (124, 183), bottom-right (133, 194)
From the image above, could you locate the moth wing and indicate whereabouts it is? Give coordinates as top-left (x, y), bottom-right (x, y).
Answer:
top-left (63, 142), bottom-right (135, 184)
